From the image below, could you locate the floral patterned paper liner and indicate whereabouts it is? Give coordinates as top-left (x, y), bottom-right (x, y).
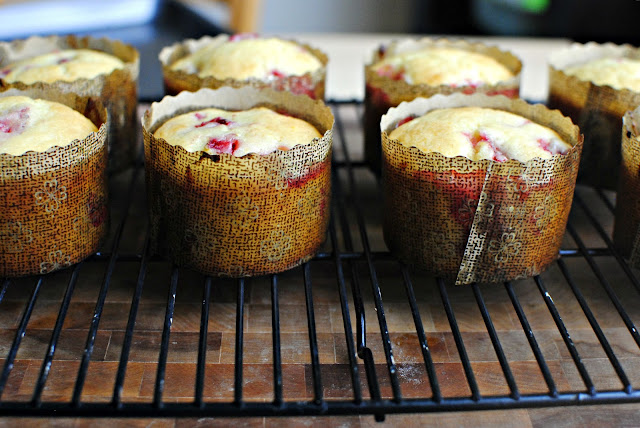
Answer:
top-left (381, 93), bottom-right (582, 285)
top-left (614, 106), bottom-right (640, 264)
top-left (548, 42), bottom-right (640, 189)
top-left (0, 88), bottom-right (108, 277)
top-left (0, 35), bottom-right (140, 172)
top-left (143, 86), bottom-right (333, 277)
top-left (159, 34), bottom-right (328, 100)
top-left (364, 37), bottom-right (522, 174)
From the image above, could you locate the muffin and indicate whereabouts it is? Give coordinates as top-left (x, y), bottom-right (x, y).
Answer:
top-left (143, 86), bottom-right (333, 277)
top-left (365, 38), bottom-right (522, 174)
top-left (381, 94), bottom-right (582, 285)
top-left (159, 34), bottom-right (327, 100)
top-left (548, 42), bottom-right (640, 189)
top-left (0, 35), bottom-right (140, 172)
top-left (0, 89), bottom-right (108, 277)
top-left (613, 105), bottom-right (640, 264)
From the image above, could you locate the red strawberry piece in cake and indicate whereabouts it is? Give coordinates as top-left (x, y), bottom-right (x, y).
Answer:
top-left (206, 135), bottom-right (240, 155)
top-left (196, 116), bottom-right (233, 128)
top-left (0, 106), bottom-right (29, 136)
top-left (396, 116), bottom-right (415, 128)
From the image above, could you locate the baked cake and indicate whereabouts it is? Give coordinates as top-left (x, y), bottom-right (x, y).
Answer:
top-left (548, 43), bottom-right (640, 189)
top-left (372, 47), bottom-right (515, 88)
top-left (364, 39), bottom-right (521, 175)
top-left (0, 95), bottom-right (98, 155)
top-left (143, 86), bottom-right (333, 278)
top-left (388, 107), bottom-right (571, 162)
top-left (562, 57), bottom-right (640, 92)
top-left (169, 35), bottom-right (322, 82)
top-left (154, 106), bottom-right (321, 157)
top-left (381, 94), bottom-right (582, 285)
top-left (0, 49), bottom-right (125, 84)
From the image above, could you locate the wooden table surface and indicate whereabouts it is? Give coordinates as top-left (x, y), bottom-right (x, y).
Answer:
top-left (2, 100), bottom-right (640, 427)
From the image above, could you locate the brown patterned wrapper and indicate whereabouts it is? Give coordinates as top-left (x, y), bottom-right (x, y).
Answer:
top-left (0, 88), bottom-right (109, 277)
top-left (613, 106), bottom-right (640, 263)
top-left (381, 93), bottom-right (583, 285)
top-left (0, 35), bottom-right (139, 172)
top-left (365, 38), bottom-right (522, 174)
top-left (548, 42), bottom-right (640, 189)
top-left (159, 35), bottom-right (327, 100)
top-left (143, 86), bottom-right (333, 277)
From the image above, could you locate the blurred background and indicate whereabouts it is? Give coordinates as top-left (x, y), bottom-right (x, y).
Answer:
top-left (1, 0), bottom-right (639, 99)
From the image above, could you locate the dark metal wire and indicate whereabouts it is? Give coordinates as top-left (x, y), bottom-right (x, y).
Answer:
top-left (234, 279), bottom-right (246, 406)
top-left (303, 264), bottom-right (325, 406)
top-left (72, 167), bottom-right (142, 406)
top-left (533, 276), bottom-right (595, 395)
top-left (437, 278), bottom-right (481, 401)
top-left (471, 284), bottom-right (520, 400)
top-left (0, 279), bottom-right (9, 305)
top-left (0, 276), bottom-right (44, 399)
top-left (31, 263), bottom-right (83, 406)
top-left (401, 268), bottom-right (442, 402)
top-left (504, 282), bottom-right (558, 397)
top-left (195, 276), bottom-right (212, 408)
top-left (333, 104), bottom-right (402, 405)
top-left (271, 275), bottom-right (283, 407)
top-left (112, 232), bottom-right (151, 407)
top-left (556, 258), bottom-right (632, 393)
top-left (328, 214), bottom-right (363, 403)
top-left (153, 266), bottom-right (180, 407)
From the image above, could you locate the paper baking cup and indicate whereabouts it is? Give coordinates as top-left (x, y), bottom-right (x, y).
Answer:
top-left (159, 35), bottom-right (328, 100)
top-left (548, 42), bottom-right (640, 189)
top-left (613, 106), bottom-right (640, 263)
top-left (143, 86), bottom-right (333, 277)
top-left (365, 38), bottom-right (522, 174)
top-left (0, 35), bottom-right (139, 172)
top-left (0, 88), bottom-right (108, 277)
top-left (381, 93), bottom-right (582, 285)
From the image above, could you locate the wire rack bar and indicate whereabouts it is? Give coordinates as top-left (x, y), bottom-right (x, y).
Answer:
top-left (401, 268), bottom-right (442, 402)
top-left (234, 279), bottom-right (246, 405)
top-left (112, 233), bottom-right (151, 407)
top-left (471, 284), bottom-right (520, 400)
top-left (504, 281), bottom-right (558, 397)
top-left (0, 279), bottom-right (9, 305)
top-left (333, 105), bottom-right (402, 405)
top-left (195, 276), bottom-right (212, 408)
top-left (566, 223), bottom-right (640, 350)
top-left (328, 216), bottom-right (363, 403)
top-left (0, 276), bottom-right (44, 399)
top-left (534, 275), bottom-right (595, 394)
top-left (437, 278), bottom-right (481, 401)
top-left (556, 258), bottom-right (632, 392)
top-left (303, 263), bottom-right (325, 406)
top-left (153, 266), bottom-right (179, 407)
top-left (31, 263), bottom-right (83, 406)
top-left (71, 167), bottom-right (142, 406)
top-left (271, 275), bottom-right (284, 406)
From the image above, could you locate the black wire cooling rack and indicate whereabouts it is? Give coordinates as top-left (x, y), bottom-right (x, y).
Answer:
top-left (1, 101), bottom-right (640, 421)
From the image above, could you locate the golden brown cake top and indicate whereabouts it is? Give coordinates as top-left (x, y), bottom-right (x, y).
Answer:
top-left (372, 47), bottom-right (514, 87)
top-left (154, 106), bottom-right (322, 157)
top-left (0, 49), bottom-right (125, 84)
top-left (563, 57), bottom-right (640, 92)
top-left (0, 95), bottom-right (98, 155)
top-left (169, 35), bottom-right (322, 81)
top-left (388, 107), bottom-right (571, 162)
